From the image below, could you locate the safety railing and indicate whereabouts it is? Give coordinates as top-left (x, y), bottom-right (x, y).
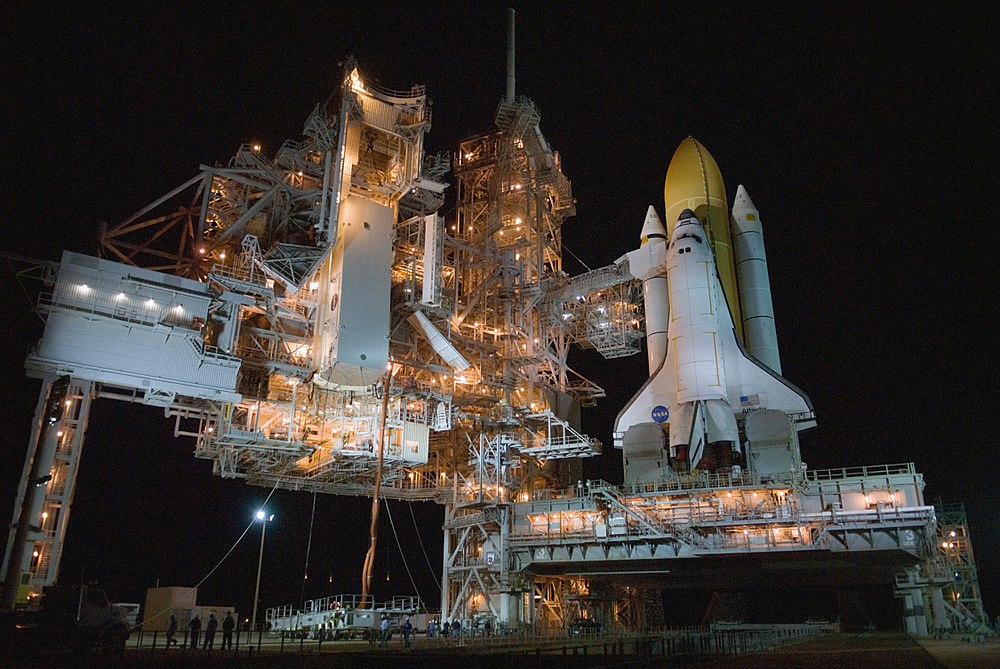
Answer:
top-left (806, 463), bottom-right (916, 481)
top-left (124, 622), bottom-right (825, 658)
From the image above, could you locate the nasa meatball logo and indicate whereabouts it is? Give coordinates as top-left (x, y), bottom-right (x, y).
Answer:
top-left (651, 405), bottom-right (669, 423)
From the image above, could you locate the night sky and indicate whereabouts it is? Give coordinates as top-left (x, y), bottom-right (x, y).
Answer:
top-left (1, 3), bottom-right (997, 623)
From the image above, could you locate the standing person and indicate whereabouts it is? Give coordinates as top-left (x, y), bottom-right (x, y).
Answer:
top-left (452, 618), bottom-right (461, 638)
top-left (378, 614), bottom-right (390, 649)
top-left (222, 612), bottom-right (235, 650)
top-left (189, 614), bottom-right (202, 649)
top-left (166, 614), bottom-right (179, 646)
top-left (203, 612), bottom-right (218, 650)
top-left (401, 617), bottom-right (413, 648)
top-left (426, 618), bottom-right (436, 638)
top-left (442, 620), bottom-right (450, 638)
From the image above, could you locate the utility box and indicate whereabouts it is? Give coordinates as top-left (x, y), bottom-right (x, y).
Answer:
top-left (142, 587), bottom-right (197, 631)
top-left (351, 609), bottom-right (376, 628)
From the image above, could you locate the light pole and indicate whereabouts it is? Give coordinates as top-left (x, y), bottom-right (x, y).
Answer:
top-left (250, 510), bottom-right (274, 633)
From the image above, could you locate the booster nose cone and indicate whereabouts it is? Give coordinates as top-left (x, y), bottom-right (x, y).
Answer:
top-left (732, 184), bottom-right (756, 213)
top-left (639, 205), bottom-right (667, 244)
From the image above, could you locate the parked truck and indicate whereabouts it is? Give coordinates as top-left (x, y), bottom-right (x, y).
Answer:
top-left (3, 585), bottom-right (131, 655)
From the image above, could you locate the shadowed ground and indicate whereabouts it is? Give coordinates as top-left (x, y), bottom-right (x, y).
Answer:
top-left (700, 632), bottom-right (1000, 669)
top-left (4, 632), bottom-right (1000, 669)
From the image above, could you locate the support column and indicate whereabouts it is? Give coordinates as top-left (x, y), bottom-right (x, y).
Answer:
top-left (910, 588), bottom-right (929, 637)
top-left (441, 503), bottom-right (452, 621)
top-left (930, 586), bottom-right (951, 632)
top-left (2, 376), bottom-right (93, 611)
top-left (498, 505), bottom-right (510, 624)
top-left (902, 589), bottom-right (929, 637)
top-left (902, 593), bottom-right (918, 635)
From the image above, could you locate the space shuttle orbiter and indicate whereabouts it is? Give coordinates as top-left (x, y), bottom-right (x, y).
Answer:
top-left (614, 138), bottom-right (814, 473)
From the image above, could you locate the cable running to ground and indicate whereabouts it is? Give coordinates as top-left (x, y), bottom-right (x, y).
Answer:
top-left (384, 498), bottom-right (426, 607)
top-left (408, 501), bottom-right (440, 590)
top-left (135, 467), bottom-right (289, 630)
top-left (300, 490), bottom-right (317, 608)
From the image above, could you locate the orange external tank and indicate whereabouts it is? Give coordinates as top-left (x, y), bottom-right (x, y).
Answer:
top-left (663, 137), bottom-right (743, 343)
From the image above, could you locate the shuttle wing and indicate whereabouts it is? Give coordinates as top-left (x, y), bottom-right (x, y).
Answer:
top-left (717, 293), bottom-right (816, 429)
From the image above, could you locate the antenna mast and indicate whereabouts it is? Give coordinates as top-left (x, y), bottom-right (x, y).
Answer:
top-left (505, 8), bottom-right (516, 101)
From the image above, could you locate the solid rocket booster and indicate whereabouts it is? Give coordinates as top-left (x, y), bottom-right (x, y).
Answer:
top-left (663, 137), bottom-right (743, 344)
top-left (636, 206), bottom-right (669, 374)
top-left (731, 185), bottom-right (781, 374)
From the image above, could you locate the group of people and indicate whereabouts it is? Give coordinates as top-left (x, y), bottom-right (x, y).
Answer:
top-left (165, 611), bottom-right (236, 650)
top-left (162, 610), bottom-right (488, 650)
top-left (373, 614), bottom-right (483, 648)
top-left (377, 614), bottom-right (414, 649)
top-left (439, 619), bottom-right (462, 638)
top-left (427, 618), bottom-right (477, 638)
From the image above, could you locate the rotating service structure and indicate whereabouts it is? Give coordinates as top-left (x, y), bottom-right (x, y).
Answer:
top-left (1, 59), bottom-right (604, 619)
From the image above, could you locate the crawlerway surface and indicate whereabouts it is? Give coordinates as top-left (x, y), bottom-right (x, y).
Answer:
top-left (4, 632), bottom-right (1000, 669)
top-left (699, 632), bottom-right (1000, 669)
